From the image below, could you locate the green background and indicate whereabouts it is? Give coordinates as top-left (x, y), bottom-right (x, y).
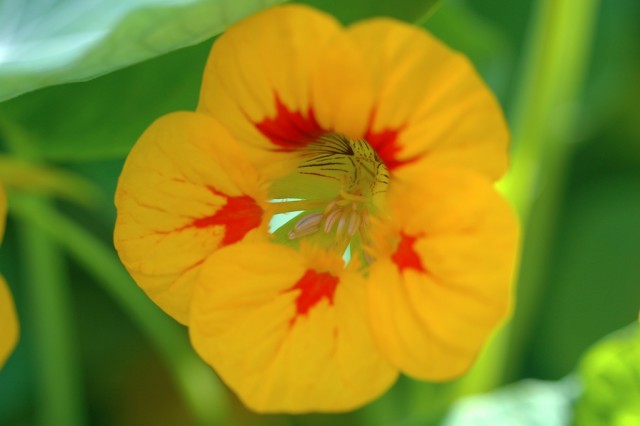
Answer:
top-left (1, 0), bottom-right (639, 424)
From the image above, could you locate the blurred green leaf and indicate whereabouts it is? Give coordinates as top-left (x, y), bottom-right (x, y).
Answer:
top-left (0, 154), bottom-right (100, 205)
top-left (524, 174), bottom-right (640, 379)
top-left (580, 0), bottom-right (640, 137)
top-left (422, 1), bottom-right (510, 98)
top-left (8, 194), bottom-right (226, 425)
top-left (0, 39), bottom-right (211, 161)
top-left (574, 324), bottom-right (640, 426)
top-left (16, 195), bottom-right (85, 426)
top-left (0, 0), bottom-right (284, 102)
top-left (298, 0), bottom-right (440, 24)
top-left (0, 0), bottom-right (442, 163)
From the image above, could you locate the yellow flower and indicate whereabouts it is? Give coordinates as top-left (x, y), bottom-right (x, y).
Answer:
top-left (114, 5), bottom-right (519, 413)
top-left (0, 185), bottom-right (19, 368)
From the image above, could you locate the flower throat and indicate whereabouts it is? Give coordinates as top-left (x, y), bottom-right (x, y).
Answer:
top-left (270, 134), bottom-right (389, 260)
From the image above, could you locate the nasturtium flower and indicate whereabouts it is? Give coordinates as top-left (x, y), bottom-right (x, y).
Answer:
top-left (114, 5), bottom-right (519, 412)
top-left (0, 185), bottom-right (19, 369)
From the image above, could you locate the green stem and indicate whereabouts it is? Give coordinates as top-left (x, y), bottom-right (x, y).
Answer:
top-left (9, 195), bottom-right (226, 426)
top-left (501, 0), bottom-right (599, 222)
top-left (17, 195), bottom-right (85, 426)
top-left (459, 0), bottom-right (599, 393)
top-left (502, 0), bottom-right (600, 380)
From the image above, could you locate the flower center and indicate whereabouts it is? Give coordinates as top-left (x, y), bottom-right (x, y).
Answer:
top-left (270, 134), bottom-right (389, 261)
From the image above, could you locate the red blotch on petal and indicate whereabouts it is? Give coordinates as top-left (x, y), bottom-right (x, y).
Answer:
top-left (290, 270), bottom-right (339, 317)
top-left (191, 186), bottom-right (263, 246)
top-left (254, 96), bottom-right (418, 172)
top-left (365, 127), bottom-right (417, 171)
top-left (391, 233), bottom-right (426, 273)
top-left (255, 97), bottom-right (325, 150)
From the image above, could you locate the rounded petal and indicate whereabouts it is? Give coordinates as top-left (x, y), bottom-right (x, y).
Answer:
top-left (349, 19), bottom-right (509, 179)
top-left (198, 5), bottom-right (374, 172)
top-left (114, 112), bottom-right (267, 324)
top-left (367, 168), bottom-right (519, 380)
top-left (0, 275), bottom-right (19, 368)
top-left (309, 32), bottom-right (374, 139)
top-left (190, 242), bottom-right (397, 413)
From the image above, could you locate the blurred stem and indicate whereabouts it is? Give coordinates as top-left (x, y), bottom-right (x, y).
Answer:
top-left (501, 0), bottom-right (599, 222)
top-left (10, 194), bottom-right (226, 426)
top-left (460, 0), bottom-right (599, 393)
top-left (17, 196), bottom-right (85, 426)
top-left (415, 0), bottom-right (442, 25)
top-left (0, 154), bottom-right (101, 207)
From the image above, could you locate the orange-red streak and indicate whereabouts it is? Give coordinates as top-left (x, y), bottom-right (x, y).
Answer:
top-left (289, 269), bottom-right (339, 317)
top-left (254, 95), bottom-right (416, 170)
top-left (191, 186), bottom-right (263, 246)
top-left (391, 233), bottom-right (426, 273)
top-left (254, 97), bottom-right (323, 150)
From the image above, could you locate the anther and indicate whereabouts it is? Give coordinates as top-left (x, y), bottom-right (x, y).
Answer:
top-left (289, 213), bottom-right (322, 239)
top-left (324, 208), bottom-right (342, 233)
top-left (323, 199), bottom-right (337, 215)
top-left (335, 209), bottom-right (349, 236)
top-left (347, 211), bottom-right (360, 236)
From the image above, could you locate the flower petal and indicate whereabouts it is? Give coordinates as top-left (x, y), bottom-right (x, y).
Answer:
top-left (198, 5), bottom-right (374, 170)
top-left (114, 112), bottom-right (267, 324)
top-left (349, 19), bottom-right (509, 179)
top-left (190, 242), bottom-right (397, 413)
top-left (367, 168), bottom-right (519, 380)
top-left (309, 32), bottom-right (374, 139)
top-left (0, 275), bottom-right (19, 368)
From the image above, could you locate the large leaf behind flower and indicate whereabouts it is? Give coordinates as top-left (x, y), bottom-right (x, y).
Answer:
top-left (0, 0), bottom-right (283, 102)
top-left (0, 39), bottom-right (211, 161)
top-left (0, 0), bottom-right (441, 162)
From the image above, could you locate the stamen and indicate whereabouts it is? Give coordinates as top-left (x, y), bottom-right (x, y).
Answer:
top-left (347, 210), bottom-right (360, 236)
top-left (275, 133), bottom-right (389, 264)
top-left (324, 208), bottom-right (342, 233)
top-left (362, 213), bottom-right (370, 228)
top-left (288, 213), bottom-right (323, 240)
top-left (335, 209), bottom-right (349, 236)
top-left (323, 199), bottom-right (337, 215)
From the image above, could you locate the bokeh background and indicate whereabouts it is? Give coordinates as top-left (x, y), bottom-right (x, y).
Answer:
top-left (0, 0), bottom-right (639, 425)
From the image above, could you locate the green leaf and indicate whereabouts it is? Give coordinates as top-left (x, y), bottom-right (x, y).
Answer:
top-left (0, 155), bottom-right (100, 205)
top-left (422, 1), bottom-right (510, 98)
top-left (574, 324), bottom-right (640, 426)
top-left (0, 0), bottom-right (284, 102)
top-left (0, 0), bottom-right (446, 165)
top-left (298, 0), bottom-right (440, 24)
top-left (0, 39), bottom-right (212, 161)
top-left (8, 194), bottom-right (227, 425)
top-left (580, 0), bottom-right (640, 136)
top-left (16, 196), bottom-right (85, 426)
top-left (523, 175), bottom-right (640, 378)
top-left (0, 0), bottom-right (443, 163)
